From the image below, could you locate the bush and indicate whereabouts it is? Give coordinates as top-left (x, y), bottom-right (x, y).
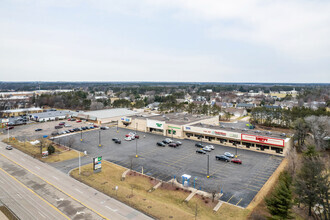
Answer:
top-left (47, 145), bottom-right (55, 155)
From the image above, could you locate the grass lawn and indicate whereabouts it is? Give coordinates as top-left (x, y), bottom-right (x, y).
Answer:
top-left (71, 161), bottom-right (251, 219)
top-left (3, 137), bottom-right (79, 163)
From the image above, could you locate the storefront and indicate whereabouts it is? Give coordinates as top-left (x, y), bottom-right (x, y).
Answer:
top-left (147, 119), bottom-right (165, 134)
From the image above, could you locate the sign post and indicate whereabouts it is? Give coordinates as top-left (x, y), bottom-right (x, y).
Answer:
top-left (93, 156), bottom-right (102, 173)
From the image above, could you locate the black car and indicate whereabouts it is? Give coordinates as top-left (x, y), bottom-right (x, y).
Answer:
top-left (168, 143), bottom-right (178, 148)
top-left (196, 149), bottom-right (206, 154)
top-left (35, 128), bottom-right (42, 132)
top-left (81, 127), bottom-right (87, 130)
top-left (112, 138), bottom-right (119, 141)
top-left (114, 139), bottom-right (121, 144)
top-left (195, 143), bottom-right (204, 148)
top-left (157, 142), bottom-right (166, 147)
top-left (162, 140), bottom-right (170, 144)
top-left (215, 155), bottom-right (231, 162)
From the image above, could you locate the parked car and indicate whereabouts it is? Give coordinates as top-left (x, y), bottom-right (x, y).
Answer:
top-left (100, 126), bottom-right (109, 130)
top-left (70, 118), bottom-right (76, 121)
top-left (134, 134), bottom-right (139, 139)
top-left (93, 125), bottom-right (98, 128)
top-left (76, 120), bottom-right (82, 123)
top-left (112, 138), bottom-right (119, 141)
top-left (224, 152), bottom-right (235, 158)
top-left (5, 126), bottom-right (14, 130)
top-left (69, 129), bottom-right (74, 132)
top-left (157, 142), bottom-right (166, 147)
top-left (165, 138), bottom-right (173, 143)
top-left (55, 126), bottom-right (63, 129)
top-left (35, 128), bottom-right (43, 131)
top-left (162, 139), bottom-right (170, 144)
top-left (60, 131), bottom-right (66, 134)
top-left (6, 145), bottom-right (13, 150)
top-left (88, 122), bottom-right (94, 125)
top-left (195, 143), bottom-right (204, 148)
top-left (59, 122), bottom-right (65, 126)
top-left (89, 126), bottom-right (94, 129)
top-left (65, 130), bottom-right (70, 133)
top-left (168, 143), bottom-right (178, 148)
top-left (81, 127), bottom-right (87, 130)
top-left (196, 149), bottom-right (206, 154)
top-left (114, 139), bottom-right (121, 144)
top-left (215, 155), bottom-right (231, 162)
top-left (231, 158), bottom-right (242, 164)
top-left (175, 141), bottom-right (182, 145)
top-left (125, 137), bottom-right (132, 141)
top-left (51, 131), bottom-right (59, 136)
top-left (202, 146), bottom-right (212, 152)
top-left (206, 145), bottom-right (214, 150)
top-left (64, 124), bottom-right (71, 127)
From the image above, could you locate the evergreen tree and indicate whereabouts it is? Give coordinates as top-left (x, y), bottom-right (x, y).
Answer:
top-left (265, 171), bottom-right (293, 219)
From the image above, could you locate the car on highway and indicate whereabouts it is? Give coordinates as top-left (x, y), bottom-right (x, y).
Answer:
top-left (5, 126), bottom-right (14, 130)
top-left (215, 155), bottom-right (231, 162)
top-left (202, 146), bottom-right (212, 152)
top-left (6, 145), bottom-right (13, 150)
top-left (231, 158), bottom-right (242, 164)
top-left (206, 145), bottom-right (214, 150)
top-left (168, 143), bottom-right (178, 148)
top-left (35, 128), bottom-right (43, 132)
top-left (157, 142), bottom-right (166, 147)
top-left (196, 149), bottom-right (206, 154)
top-left (224, 152), bottom-right (235, 158)
top-left (195, 143), bottom-right (204, 148)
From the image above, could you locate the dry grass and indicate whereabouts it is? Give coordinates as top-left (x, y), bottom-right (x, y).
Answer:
top-left (71, 161), bottom-right (250, 219)
top-left (3, 137), bottom-right (79, 163)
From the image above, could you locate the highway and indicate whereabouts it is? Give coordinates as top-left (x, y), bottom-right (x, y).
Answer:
top-left (0, 141), bottom-right (152, 220)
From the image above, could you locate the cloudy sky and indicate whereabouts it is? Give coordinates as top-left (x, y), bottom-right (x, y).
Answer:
top-left (1, 0), bottom-right (330, 82)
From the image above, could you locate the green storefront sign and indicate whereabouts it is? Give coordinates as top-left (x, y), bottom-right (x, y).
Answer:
top-left (168, 126), bottom-right (181, 130)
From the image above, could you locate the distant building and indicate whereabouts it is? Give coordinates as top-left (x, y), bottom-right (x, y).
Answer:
top-left (1, 107), bottom-right (43, 117)
top-left (236, 103), bottom-right (256, 109)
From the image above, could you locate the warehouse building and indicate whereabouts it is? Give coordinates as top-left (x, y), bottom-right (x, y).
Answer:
top-left (76, 108), bottom-right (138, 124)
top-left (30, 110), bottom-right (73, 122)
top-left (1, 107), bottom-right (43, 117)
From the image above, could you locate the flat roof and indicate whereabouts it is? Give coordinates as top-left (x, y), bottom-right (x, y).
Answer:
top-left (1, 107), bottom-right (43, 113)
top-left (190, 123), bottom-right (288, 140)
top-left (31, 110), bottom-right (73, 118)
top-left (133, 113), bottom-right (214, 126)
top-left (85, 108), bottom-right (137, 119)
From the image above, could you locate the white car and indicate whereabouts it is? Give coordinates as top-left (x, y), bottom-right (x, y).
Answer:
top-left (224, 152), bottom-right (235, 158)
top-left (202, 146), bottom-right (212, 152)
top-left (125, 137), bottom-right (132, 141)
top-left (206, 145), bottom-right (214, 150)
top-left (165, 138), bottom-right (173, 143)
top-left (64, 124), bottom-right (71, 127)
top-left (88, 122), bottom-right (94, 125)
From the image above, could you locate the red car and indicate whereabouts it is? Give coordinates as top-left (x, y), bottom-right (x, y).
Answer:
top-left (6, 126), bottom-right (14, 130)
top-left (134, 134), bottom-right (139, 139)
top-left (67, 118), bottom-right (72, 121)
top-left (59, 122), bottom-right (65, 126)
top-left (93, 125), bottom-right (98, 128)
top-left (231, 158), bottom-right (242, 164)
top-left (76, 120), bottom-right (82, 123)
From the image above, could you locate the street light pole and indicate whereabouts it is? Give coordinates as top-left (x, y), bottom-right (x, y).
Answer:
top-left (207, 155), bottom-right (210, 178)
top-left (135, 138), bottom-right (138, 158)
top-left (80, 130), bottom-right (83, 142)
top-left (172, 128), bottom-right (174, 140)
top-left (79, 152), bottom-right (81, 175)
top-left (116, 120), bottom-right (119, 133)
top-left (99, 130), bottom-right (101, 147)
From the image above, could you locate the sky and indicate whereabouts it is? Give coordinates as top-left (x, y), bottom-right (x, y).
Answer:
top-left (0, 0), bottom-right (330, 83)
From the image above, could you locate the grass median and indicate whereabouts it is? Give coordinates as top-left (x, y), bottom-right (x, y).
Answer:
top-left (70, 161), bottom-right (249, 219)
top-left (3, 137), bottom-right (79, 163)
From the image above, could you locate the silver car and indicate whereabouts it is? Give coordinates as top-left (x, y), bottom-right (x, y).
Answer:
top-left (203, 146), bottom-right (212, 152)
top-left (224, 152), bottom-right (235, 158)
top-left (206, 145), bottom-right (214, 150)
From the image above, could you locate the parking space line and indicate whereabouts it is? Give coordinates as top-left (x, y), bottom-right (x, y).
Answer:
top-left (244, 187), bottom-right (259, 192)
top-left (227, 195), bottom-right (234, 203)
top-left (236, 198), bottom-right (243, 206)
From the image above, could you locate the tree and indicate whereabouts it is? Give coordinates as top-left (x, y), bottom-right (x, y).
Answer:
top-left (293, 118), bottom-right (309, 148)
top-left (47, 145), bottom-right (55, 155)
top-left (265, 171), bottom-right (293, 219)
top-left (294, 156), bottom-right (327, 217)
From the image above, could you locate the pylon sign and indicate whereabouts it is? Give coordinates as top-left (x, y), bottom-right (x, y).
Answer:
top-left (93, 156), bottom-right (102, 172)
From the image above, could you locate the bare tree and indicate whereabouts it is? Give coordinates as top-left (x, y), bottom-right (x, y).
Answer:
top-left (305, 116), bottom-right (330, 151)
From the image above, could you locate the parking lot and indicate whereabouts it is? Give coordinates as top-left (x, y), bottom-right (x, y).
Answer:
top-left (55, 125), bottom-right (283, 208)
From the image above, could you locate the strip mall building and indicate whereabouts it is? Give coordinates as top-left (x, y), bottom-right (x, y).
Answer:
top-left (118, 112), bottom-right (292, 155)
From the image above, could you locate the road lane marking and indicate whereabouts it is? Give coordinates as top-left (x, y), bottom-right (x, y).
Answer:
top-left (0, 167), bottom-right (70, 220)
top-left (105, 205), bottom-right (117, 212)
top-left (0, 153), bottom-right (109, 220)
top-left (38, 212), bottom-right (46, 218)
top-left (75, 188), bottom-right (83, 194)
top-left (16, 193), bottom-right (22, 198)
top-left (35, 166), bottom-right (40, 170)
top-left (52, 176), bottom-right (59, 180)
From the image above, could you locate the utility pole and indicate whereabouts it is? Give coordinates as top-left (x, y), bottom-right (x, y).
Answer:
top-left (207, 154), bottom-right (210, 178)
top-left (99, 129), bottom-right (101, 147)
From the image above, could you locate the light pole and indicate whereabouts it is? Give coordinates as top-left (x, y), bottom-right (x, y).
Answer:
top-left (207, 154), bottom-right (210, 178)
top-left (99, 130), bottom-right (101, 147)
top-left (172, 128), bottom-right (174, 140)
top-left (135, 138), bottom-right (138, 158)
top-left (235, 143), bottom-right (238, 157)
top-left (116, 120), bottom-right (119, 133)
top-left (78, 152), bottom-right (81, 175)
top-left (80, 130), bottom-right (83, 142)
